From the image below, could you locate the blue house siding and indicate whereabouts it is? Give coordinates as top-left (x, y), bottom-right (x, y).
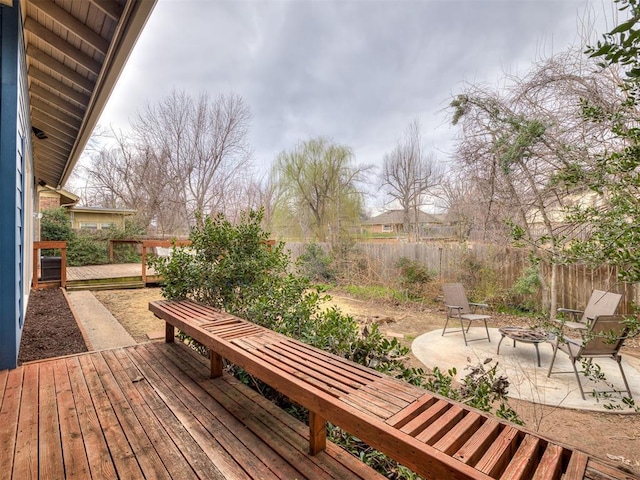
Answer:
top-left (0, 3), bottom-right (32, 370)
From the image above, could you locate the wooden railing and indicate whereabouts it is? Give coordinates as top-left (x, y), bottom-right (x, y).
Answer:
top-left (108, 239), bottom-right (142, 262)
top-left (141, 239), bottom-right (192, 283)
top-left (32, 241), bottom-right (67, 289)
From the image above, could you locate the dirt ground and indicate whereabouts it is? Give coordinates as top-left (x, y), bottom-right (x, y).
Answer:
top-left (91, 287), bottom-right (640, 472)
top-left (19, 289), bottom-right (88, 363)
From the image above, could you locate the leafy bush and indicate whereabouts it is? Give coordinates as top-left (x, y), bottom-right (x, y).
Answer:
top-left (67, 233), bottom-right (109, 266)
top-left (507, 258), bottom-right (542, 312)
top-left (457, 249), bottom-right (502, 303)
top-left (425, 360), bottom-right (522, 425)
top-left (395, 257), bottom-right (435, 299)
top-left (297, 243), bottom-right (335, 282)
top-left (41, 207), bottom-right (74, 241)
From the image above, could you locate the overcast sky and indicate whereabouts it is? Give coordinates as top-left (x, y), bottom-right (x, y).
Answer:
top-left (93, 0), bottom-right (614, 184)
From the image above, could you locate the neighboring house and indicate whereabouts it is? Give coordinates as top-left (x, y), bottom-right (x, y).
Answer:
top-left (0, 0), bottom-right (155, 369)
top-left (525, 189), bottom-right (601, 240)
top-left (36, 186), bottom-right (77, 238)
top-left (37, 186), bottom-right (136, 232)
top-left (67, 206), bottom-right (136, 231)
top-left (361, 209), bottom-right (443, 235)
top-left (38, 185), bottom-right (78, 210)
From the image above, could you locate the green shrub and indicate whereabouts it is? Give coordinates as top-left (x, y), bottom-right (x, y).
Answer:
top-left (67, 233), bottom-right (109, 266)
top-left (297, 243), bottom-right (335, 282)
top-left (507, 257), bottom-right (542, 313)
top-left (425, 360), bottom-right (522, 425)
top-left (457, 249), bottom-right (502, 303)
top-left (41, 207), bottom-right (74, 241)
top-left (395, 257), bottom-right (435, 299)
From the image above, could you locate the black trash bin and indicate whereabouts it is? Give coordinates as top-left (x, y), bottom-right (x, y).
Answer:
top-left (41, 256), bottom-right (62, 281)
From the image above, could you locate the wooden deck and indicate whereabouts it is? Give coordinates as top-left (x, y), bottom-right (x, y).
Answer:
top-left (65, 263), bottom-right (158, 290)
top-left (0, 342), bottom-right (384, 480)
top-left (67, 262), bottom-right (146, 281)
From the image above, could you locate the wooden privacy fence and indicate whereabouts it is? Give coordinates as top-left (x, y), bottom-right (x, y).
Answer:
top-left (285, 242), bottom-right (638, 314)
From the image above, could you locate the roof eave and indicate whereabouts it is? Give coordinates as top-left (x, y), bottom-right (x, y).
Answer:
top-left (59, 0), bottom-right (156, 187)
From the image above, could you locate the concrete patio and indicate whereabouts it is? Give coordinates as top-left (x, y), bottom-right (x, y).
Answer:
top-left (412, 327), bottom-right (640, 412)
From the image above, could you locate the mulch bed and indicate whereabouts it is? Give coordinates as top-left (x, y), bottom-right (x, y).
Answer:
top-left (18, 289), bottom-right (88, 364)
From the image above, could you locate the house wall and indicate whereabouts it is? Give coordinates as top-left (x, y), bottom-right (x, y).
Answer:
top-left (68, 211), bottom-right (130, 230)
top-left (362, 224), bottom-right (399, 234)
top-left (0, 2), bottom-right (33, 370)
top-left (39, 191), bottom-right (61, 210)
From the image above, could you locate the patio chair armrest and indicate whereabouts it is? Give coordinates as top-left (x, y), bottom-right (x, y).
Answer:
top-left (553, 318), bottom-right (588, 330)
top-left (469, 302), bottom-right (488, 308)
top-left (557, 307), bottom-right (583, 316)
top-left (564, 336), bottom-right (582, 347)
top-left (469, 302), bottom-right (489, 312)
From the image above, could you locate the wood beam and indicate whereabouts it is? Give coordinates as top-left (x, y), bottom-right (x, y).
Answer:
top-left (24, 17), bottom-right (103, 75)
top-left (32, 152), bottom-right (67, 176)
top-left (31, 120), bottom-right (74, 148)
top-left (31, 0), bottom-right (110, 55)
top-left (31, 129), bottom-right (74, 151)
top-left (34, 144), bottom-right (67, 165)
top-left (29, 68), bottom-right (91, 107)
top-left (88, 0), bottom-right (123, 22)
top-left (31, 97), bottom-right (82, 129)
top-left (33, 137), bottom-right (69, 157)
top-left (27, 46), bottom-right (94, 93)
top-left (30, 84), bottom-right (85, 120)
top-left (32, 111), bottom-right (77, 142)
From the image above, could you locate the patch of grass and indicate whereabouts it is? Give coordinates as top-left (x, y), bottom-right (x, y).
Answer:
top-left (339, 284), bottom-right (405, 302)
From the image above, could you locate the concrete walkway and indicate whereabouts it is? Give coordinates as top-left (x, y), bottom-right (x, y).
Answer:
top-left (65, 290), bottom-right (137, 350)
top-left (412, 327), bottom-right (640, 412)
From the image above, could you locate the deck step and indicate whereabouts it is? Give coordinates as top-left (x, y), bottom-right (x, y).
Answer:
top-left (66, 280), bottom-right (146, 291)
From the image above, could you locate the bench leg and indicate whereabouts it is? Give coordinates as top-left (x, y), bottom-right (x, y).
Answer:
top-left (165, 323), bottom-right (175, 343)
top-left (210, 350), bottom-right (223, 378)
top-left (309, 411), bottom-right (327, 455)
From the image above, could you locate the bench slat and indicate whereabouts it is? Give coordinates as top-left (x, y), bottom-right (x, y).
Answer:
top-left (500, 435), bottom-right (541, 480)
top-left (386, 393), bottom-right (437, 428)
top-left (474, 426), bottom-right (520, 477)
top-left (400, 399), bottom-right (450, 436)
top-left (433, 412), bottom-right (483, 455)
top-left (415, 405), bottom-right (466, 445)
top-left (531, 444), bottom-right (563, 480)
top-left (453, 419), bottom-right (502, 466)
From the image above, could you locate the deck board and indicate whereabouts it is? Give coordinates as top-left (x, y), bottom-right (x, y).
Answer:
top-left (3, 342), bottom-right (384, 479)
top-left (0, 369), bottom-right (23, 476)
top-left (154, 342), bottom-right (379, 480)
top-left (38, 362), bottom-right (64, 479)
top-left (13, 364), bottom-right (39, 480)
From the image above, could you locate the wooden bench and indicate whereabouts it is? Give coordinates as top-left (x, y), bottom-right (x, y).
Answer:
top-left (150, 299), bottom-right (640, 480)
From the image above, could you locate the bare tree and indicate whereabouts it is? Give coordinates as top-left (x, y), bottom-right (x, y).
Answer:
top-left (381, 119), bottom-right (443, 241)
top-left (132, 91), bottom-right (253, 226)
top-left (449, 50), bottom-right (625, 315)
top-left (84, 131), bottom-right (185, 236)
top-left (84, 91), bottom-right (254, 234)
